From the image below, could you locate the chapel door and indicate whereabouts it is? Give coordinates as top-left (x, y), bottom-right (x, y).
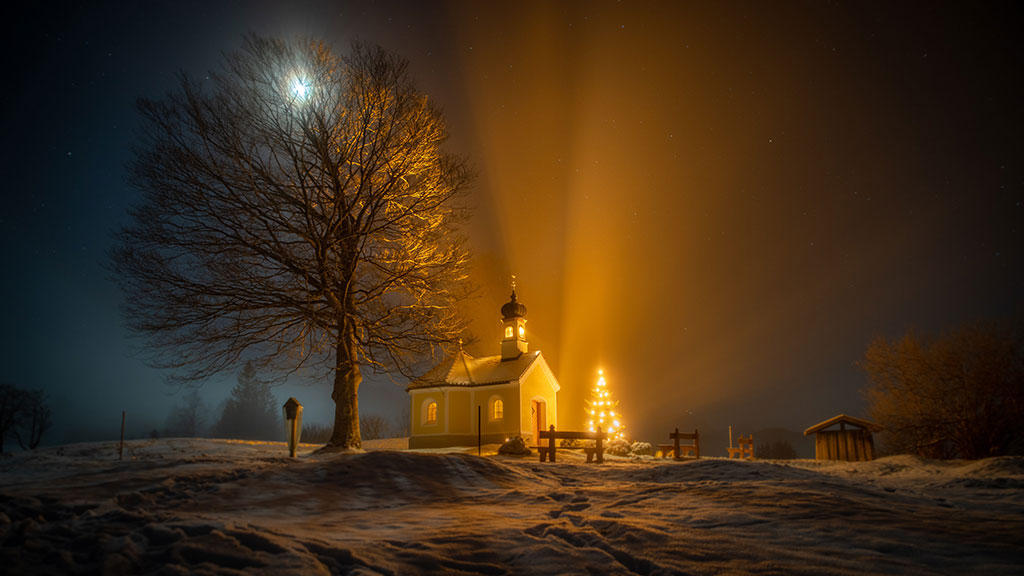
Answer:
top-left (531, 399), bottom-right (546, 446)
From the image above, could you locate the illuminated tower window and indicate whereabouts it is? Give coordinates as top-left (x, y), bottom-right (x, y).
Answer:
top-left (500, 277), bottom-right (529, 360)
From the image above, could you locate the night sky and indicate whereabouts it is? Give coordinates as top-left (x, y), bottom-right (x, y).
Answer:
top-left (2, 1), bottom-right (1020, 447)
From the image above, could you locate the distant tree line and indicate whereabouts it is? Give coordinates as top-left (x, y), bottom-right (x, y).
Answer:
top-left (212, 362), bottom-right (282, 441)
top-left (756, 440), bottom-right (797, 460)
top-left (863, 321), bottom-right (1024, 459)
top-left (0, 383), bottom-right (52, 453)
top-left (159, 363), bottom-right (402, 443)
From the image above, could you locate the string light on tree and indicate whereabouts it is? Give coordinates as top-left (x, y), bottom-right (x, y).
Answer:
top-left (585, 369), bottom-right (625, 440)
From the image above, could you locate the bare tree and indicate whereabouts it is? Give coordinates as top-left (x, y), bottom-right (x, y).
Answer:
top-left (0, 384), bottom-right (21, 454)
top-left (0, 384), bottom-right (52, 452)
top-left (863, 322), bottom-right (1024, 459)
top-left (111, 36), bottom-right (473, 450)
top-left (14, 390), bottom-right (51, 451)
top-left (165, 389), bottom-right (208, 437)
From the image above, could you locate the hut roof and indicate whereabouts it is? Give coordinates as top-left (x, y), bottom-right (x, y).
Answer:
top-left (803, 414), bottom-right (883, 436)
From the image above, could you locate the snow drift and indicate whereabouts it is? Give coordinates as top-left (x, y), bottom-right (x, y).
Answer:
top-left (1, 439), bottom-right (1022, 574)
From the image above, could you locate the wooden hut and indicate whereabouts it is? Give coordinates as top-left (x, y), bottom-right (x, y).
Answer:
top-left (803, 414), bottom-right (882, 462)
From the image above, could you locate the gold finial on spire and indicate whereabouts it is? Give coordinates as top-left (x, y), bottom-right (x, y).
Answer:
top-left (510, 274), bottom-right (517, 298)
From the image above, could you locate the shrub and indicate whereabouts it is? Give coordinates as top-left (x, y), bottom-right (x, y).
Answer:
top-left (498, 436), bottom-right (532, 456)
top-left (630, 441), bottom-right (653, 456)
top-left (606, 437), bottom-right (632, 456)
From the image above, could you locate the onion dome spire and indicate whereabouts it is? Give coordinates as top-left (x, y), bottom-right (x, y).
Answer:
top-left (501, 275), bottom-right (528, 319)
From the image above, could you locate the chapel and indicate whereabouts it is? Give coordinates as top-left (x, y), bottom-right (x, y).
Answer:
top-left (406, 286), bottom-right (559, 448)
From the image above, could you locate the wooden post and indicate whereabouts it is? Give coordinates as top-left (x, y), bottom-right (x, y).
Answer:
top-left (596, 426), bottom-right (604, 464)
top-left (119, 410), bottom-right (126, 460)
top-left (478, 405), bottom-right (482, 456)
top-left (289, 418), bottom-right (297, 458)
top-left (673, 427), bottom-right (681, 460)
top-left (548, 425), bottom-right (556, 463)
top-left (729, 425), bottom-right (733, 448)
top-left (694, 429), bottom-right (700, 459)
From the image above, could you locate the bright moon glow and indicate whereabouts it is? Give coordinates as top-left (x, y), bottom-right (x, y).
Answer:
top-left (290, 77), bottom-right (311, 101)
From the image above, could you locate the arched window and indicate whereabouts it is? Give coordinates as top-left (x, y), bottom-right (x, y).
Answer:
top-left (518, 324), bottom-right (525, 339)
top-left (505, 325), bottom-right (513, 339)
top-left (425, 401), bottom-right (437, 424)
top-left (492, 398), bottom-right (504, 421)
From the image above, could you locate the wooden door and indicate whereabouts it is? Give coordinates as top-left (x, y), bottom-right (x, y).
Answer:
top-left (531, 399), bottom-right (546, 446)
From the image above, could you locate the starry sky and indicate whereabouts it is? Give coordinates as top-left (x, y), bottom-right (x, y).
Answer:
top-left (2, 1), bottom-right (1020, 448)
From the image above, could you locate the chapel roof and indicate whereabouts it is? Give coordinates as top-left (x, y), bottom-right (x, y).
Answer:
top-left (406, 349), bottom-right (544, 390)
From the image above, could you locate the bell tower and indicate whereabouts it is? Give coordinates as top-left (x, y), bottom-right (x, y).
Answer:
top-left (500, 278), bottom-right (528, 361)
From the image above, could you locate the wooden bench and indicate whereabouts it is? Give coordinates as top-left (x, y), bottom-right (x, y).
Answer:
top-left (537, 425), bottom-right (607, 463)
top-left (727, 434), bottom-right (754, 459)
top-left (657, 427), bottom-right (700, 460)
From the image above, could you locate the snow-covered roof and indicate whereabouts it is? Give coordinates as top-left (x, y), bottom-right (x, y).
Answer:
top-left (804, 414), bottom-right (883, 436)
top-left (407, 350), bottom-right (545, 390)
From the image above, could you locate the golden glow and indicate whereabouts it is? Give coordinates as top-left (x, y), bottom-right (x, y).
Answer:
top-left (426, 402), bottom-right (437, 424)
top-left (518, 324), bottom-right (525, 339)
top-left (505, 325), bottom-right (513, 338)
top-left (493, 398), bottom-right (504, 420)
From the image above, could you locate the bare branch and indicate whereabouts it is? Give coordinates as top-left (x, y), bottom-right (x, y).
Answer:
top-left (111, 36), bottom-right (474, 449)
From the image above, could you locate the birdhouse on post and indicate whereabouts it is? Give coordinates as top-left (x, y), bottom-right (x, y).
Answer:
top-left (282, 397), bottom-right (303, 458)
top-left (803, 414), bottom-right (882, 462)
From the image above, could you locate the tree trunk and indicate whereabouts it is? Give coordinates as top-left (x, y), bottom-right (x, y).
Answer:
top-left (328, 328), bottom-right (362, 449)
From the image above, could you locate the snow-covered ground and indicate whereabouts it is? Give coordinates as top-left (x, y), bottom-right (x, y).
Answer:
top-left (2, 439), bottom-right (1022, 575)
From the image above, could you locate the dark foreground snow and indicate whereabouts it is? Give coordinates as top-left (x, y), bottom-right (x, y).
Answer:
top-left (1, 439), bottom-right (1022, 575)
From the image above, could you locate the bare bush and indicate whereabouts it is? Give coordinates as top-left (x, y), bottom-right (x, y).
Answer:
top-left (301, 423), bottom-right (333, 444)
top-left (359, 414), bottom-right (390, 440)
top-left (863, 322), bottom-right (1024, 459)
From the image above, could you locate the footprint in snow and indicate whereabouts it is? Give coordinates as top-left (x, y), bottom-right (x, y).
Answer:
top-left (548, 501), bottom-right (591, 519)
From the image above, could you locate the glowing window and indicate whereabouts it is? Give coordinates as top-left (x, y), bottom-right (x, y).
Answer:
top-left (505, 325), bottom-right (513, 338)
top-left (426, 402), bottom-right (437, 424)
top-left (492, 399), bottom-right (504, 421)
top-left (518, 325), bottom-right (525, 339)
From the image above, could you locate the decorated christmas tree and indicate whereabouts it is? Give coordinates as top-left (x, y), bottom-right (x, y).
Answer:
top-left (585, 369), bottom-right (625, 440)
